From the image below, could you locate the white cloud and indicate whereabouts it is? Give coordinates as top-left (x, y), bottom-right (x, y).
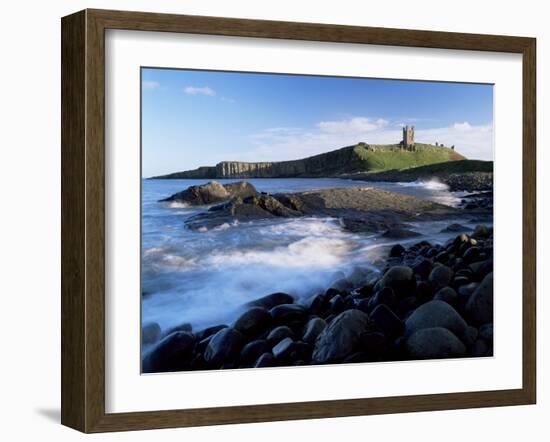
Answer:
top-left (453, 121), bottom-right (473, 131)
top-left (317, 117), bottom-right (389, 134)
top-left (239, 116), bottom-right (493, 162)
top-left (142, 80), bottom-right (160, 90)
top-left (184, 86), bottom-right (216, 96)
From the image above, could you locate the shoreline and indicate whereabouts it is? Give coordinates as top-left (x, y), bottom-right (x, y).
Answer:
top-left (142, 225), bottom-right (494, 373)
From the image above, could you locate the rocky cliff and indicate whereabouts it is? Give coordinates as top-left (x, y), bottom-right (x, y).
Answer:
top-left (151, 143), bottom-right (465, 179)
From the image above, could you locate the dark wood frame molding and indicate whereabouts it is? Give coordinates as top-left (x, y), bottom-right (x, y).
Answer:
top-left (61, 9), bottom-right (536, 433)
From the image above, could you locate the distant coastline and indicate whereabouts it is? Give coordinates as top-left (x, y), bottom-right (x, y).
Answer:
top-left (149, 142), bottom-right (465, 180)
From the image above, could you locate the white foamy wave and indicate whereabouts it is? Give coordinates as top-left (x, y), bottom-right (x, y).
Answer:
top-left (167, 201), bottom-right (190, 209)
top-left (398, 178), bottom-right (449, 191)
top-left (205, 236), bottom-right (352, 269)
top-left (260, 217), bottom-right (348, 238)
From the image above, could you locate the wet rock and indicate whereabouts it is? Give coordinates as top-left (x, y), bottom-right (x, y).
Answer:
top-left (359, 331), bottom-right (387, 358)
top-left (465, 272), bottom-right (493, 325)
top-left (462, 246), bottom-right (481, 263)
top-left (405, 300), bottom-right (468, 339)
top-left (247, 292), bottom-right (294, 310)
top-left (441, 223), bottom-right (469, 233)
top-left (471, 339), bottom-right (490, 357)
top-left (312, 309), bottom-right (370, 363)
top-left (428, 265), bottom-right (454, 290)
top-left (368, 287), bottom-right (397, 311)
top-left (370, 304), bottom-right (404, 338)
top-left (195, 324), bottom-right (228, 341)
top-left (389, 244), bottom-right (406, 258)
top-left (433, 286), bottom-right (458, 305)
top-left (469, 260), bottom-right (493, 280)
top-left (270, 304), bottom-right (307, 324)
top-left (233, 307), bottom-right (272, 337)
top-left (406, 327), bottom-right (466, 359)
top-left (306, 293), bottom-right (328, 315)
top-left (382, 228), bottom-right (421, 239)
top-left (479, 323), bottom-right (493, 343)
top-left (328, 294), bottom-right (345, 314)
top-left (411, 257), bottom-right (433, 280)
top-left (374, 266), bottom-right (415, 298)
top-left (462, 326), bottom-right (478, 347)
top-left (272, 337), bottom-right (294, 359)
top-left (451, 276), bottom-right (470, 289)
top-left (254, 352), bottom-right (276, 368)
top-left (161, 322), bottom-right (192, 339)
top-left (302, 317), bottom-right (327, 344)
top-left (239, 339), bottom-right (271, 367)
top-left (142, 322), bottom-right (161, 344)
top-left (204, 327), bottom-right (244, 366)
top-left (415, 280), bottom-right (434, 303)
top-left (142, 331), bottom-right (195, 373)
top-left (472, 224), bottom-right (491, 239)
top-left (266, 326), bottom-right (295, 345)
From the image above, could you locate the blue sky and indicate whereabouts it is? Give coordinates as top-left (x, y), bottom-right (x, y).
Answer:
top-left (142, 68), bottom-right (493, 177)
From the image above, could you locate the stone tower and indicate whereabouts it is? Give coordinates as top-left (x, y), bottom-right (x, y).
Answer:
top-left (402, 125), bottom-right (415, 150)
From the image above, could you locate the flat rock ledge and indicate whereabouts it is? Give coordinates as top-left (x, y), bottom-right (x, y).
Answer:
top-left (176, 182), bottom-right (457, 231)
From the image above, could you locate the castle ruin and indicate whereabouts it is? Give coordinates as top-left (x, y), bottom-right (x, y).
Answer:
top-left (401, 125), bottom-right (415, 151)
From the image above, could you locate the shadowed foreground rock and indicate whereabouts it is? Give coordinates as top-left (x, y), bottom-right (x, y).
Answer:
top-left (142, 227), bottom-right (493, 373)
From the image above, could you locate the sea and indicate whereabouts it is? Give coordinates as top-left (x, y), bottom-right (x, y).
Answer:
top-left (141, 178), bottom-right (486, 336)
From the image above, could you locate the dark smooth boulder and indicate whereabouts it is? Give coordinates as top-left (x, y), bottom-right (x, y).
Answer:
top-left (406, 327), bottom-right (466, 359)
top-left (328, 294), bottom-right (345, 314)
top-left (479, 323), bottom-right (493, 343)
top-left (272, 337), bottom-right (294, 359)
top-left (472, 224), bottom-right (491, 239)
top-left (471, 338), bottom-right (490, 357)
top-left (428, 265), bottom-right (454, 290)
top-left (204, 327), bottom-right (244, 366)
top-left (411, 257), bottom-right (433, 280)
top-left (462, 326), bottom-right (478, 347)
top-left (239, 339), bottom-right (271, 367)
top-left (142, 331), bottom-right (195, 373)
top-left (433, 286), bottom-right (458, 305)
top-left (270, 304), bottom-right (307, 324)
top-left (405, 300), bottom-right (468, 339)
top-left (195, 324), bottom-right (228, 341)
top-left (370, 304), bottom-right (404, 338)
top-left (302, 317), bottom-right (327, 344)
top-left (254, 352), bottom-right (276, 368)
top-left (389, 244), bottom-right (406, 257)
top-left (462, 246), bottom-right (481, 263)
top-left (142, 322), bottom-right (161, 345)
top-left (307, 293), bottom-right (328, 315)
top-left (374, 266), bottom-right (415, 298)
top-left (465, 272), bottom-right (493, 325)
top-left (359, 331), bottom-right (387, 358)
top-left (161, 322), bottom-right (192, 339)
top-left (469, 260), bottom-right (493, 280)
top-left (233, 307), bottom-right (272, 336)
top-left (246, 292), bottom-right (294, 310)
top-left (266, 325), bottom-right (295, 345)
top-left (312, 309), bottom-right (370, 363)
top-left (368, 287), bottom-right (397, 311)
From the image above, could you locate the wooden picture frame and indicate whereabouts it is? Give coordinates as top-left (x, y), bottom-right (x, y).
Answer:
top-left (61, 8), bottom-right (536, 433)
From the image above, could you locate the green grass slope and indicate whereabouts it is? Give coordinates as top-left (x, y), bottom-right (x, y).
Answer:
top-left (351, 143), bottom-right (465, 172)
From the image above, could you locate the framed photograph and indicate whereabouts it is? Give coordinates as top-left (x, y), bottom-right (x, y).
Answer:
top-left (61, 9), bottom-right (536, 433)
